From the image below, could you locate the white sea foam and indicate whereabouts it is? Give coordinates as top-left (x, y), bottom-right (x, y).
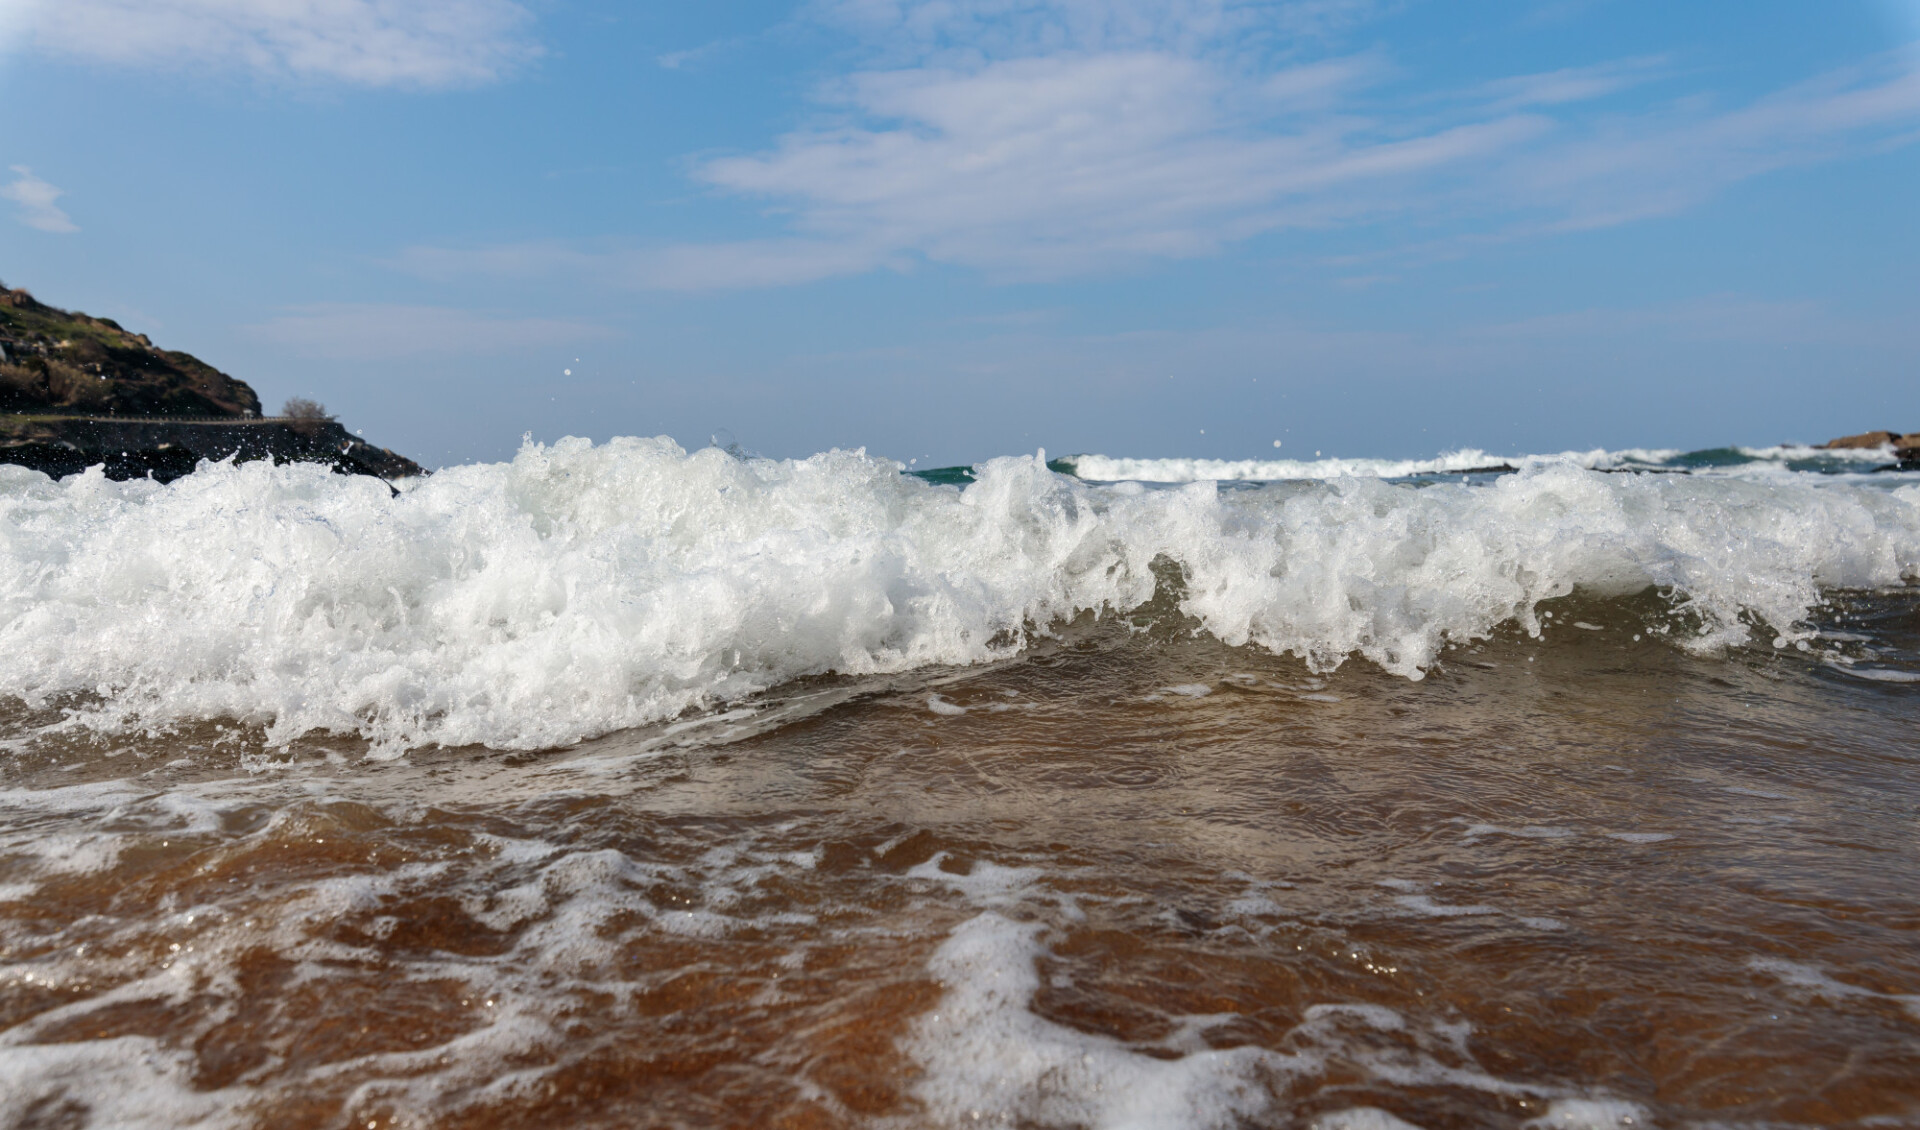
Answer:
top-left (1749, 957), bottom-right (1920, 1021)
top-left (1832, 665), bottom-right (1920, 682)
top-left (3, 438), bottom-right (1918, 754)
top-left (907, 911), bottom-right (1300, 1130)
top-left (927, 693), bottom-right (969, 715)
top-left (900, 859), bottom-right (1565, 1129)
top-left (0, 792), bottom-right (865, 1128)
top-left (0, 1037), bottom-right (244, 1130)
top-left (1463, 824), bottom-right (1576, 840)
top-left (1393, 895), bottom-right (1499, 917)
top-left (1312, 1108), bottom-right (1427, 1130)
top-left (1523, 1099), bottom-right (1652, 1129)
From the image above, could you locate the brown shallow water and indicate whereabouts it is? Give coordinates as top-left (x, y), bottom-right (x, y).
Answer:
top-left (3, 596), bottom-right (1919, 1130)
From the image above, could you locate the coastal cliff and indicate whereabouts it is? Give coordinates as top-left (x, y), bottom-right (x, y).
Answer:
top-left (1, 281), bottom-right (421, 481)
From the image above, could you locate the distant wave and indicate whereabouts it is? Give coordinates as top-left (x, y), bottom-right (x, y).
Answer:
top-left (3, 438), bottom-right (1917, 754)
top-left (1058, 444), bottom-right (1902, 483)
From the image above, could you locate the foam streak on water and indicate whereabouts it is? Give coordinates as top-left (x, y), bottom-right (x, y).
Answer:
top-left (2, 438), bottom-right (1918, 755)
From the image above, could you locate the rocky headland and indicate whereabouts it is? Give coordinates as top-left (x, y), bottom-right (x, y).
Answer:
top-left (1, 282), bottom-right (422, 483)
top-left (1819, 430), bottom-right (1920, 469)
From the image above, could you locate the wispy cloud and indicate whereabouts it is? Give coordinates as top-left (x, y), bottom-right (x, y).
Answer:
top-left (1, 166), bottom-right (78, 233)
top-left (1507, 51), bottom-right (1920, 229)
top-left (246, 304), bottom-right (619, 360)
top-left (810, 0), bottom-right (1385, 58)
top-left (656, 36), bottom-right (751, 72)
top-left (396, 1), bottom-right (1920, 289)
top-left (685, 50), bottom-right (1547, 282)
top-left (1475, 56), bottom-right (1668, 110)
top-left (4, 0), bottom-right (539, 88)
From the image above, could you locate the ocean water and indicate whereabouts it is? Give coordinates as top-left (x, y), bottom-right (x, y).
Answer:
top-left (2, 438), bottom-right (1918, 1129)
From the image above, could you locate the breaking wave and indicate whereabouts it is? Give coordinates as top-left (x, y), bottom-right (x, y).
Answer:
top-left (3, 436), bottom-right (1917, 754)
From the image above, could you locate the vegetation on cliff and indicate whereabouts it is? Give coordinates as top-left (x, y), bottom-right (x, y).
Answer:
top-left (0, 282), bottom-right (262, 418)
top-left (1, 280), bottom-right (423, 481)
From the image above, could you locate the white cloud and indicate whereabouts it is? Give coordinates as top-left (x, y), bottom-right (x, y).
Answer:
top-left (1, 166), bottom-right (78, 233)
top-left (679, 43), bottom-right (1917, 284)
top-left (400, 42), bottom-right (1542, 289)
top-left (246, 304), bottom-right (619, 360)
top-left (5, 0), bottom-right (538, 88)
top-left (394, 2), bottom-right (1920, 289)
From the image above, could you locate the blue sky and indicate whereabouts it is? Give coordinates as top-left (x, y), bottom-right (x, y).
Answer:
top-left (2, 0), bottom-right (1916, 467)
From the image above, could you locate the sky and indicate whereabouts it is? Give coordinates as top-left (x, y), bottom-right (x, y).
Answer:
top-left (1, 0), bottom-right (1917, 468)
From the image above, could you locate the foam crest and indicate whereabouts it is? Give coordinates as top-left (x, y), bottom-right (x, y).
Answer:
top-left (3, 439), bottom-right (1918, 753)
top-left (1065, 449), bottom-right (1542, 481)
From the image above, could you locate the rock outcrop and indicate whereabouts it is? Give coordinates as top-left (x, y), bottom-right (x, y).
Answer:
top-left (1814, 430), bottom-right (1920, 470)
top-left (0, 416), bottom-right (421, 482)
top-left (1819, 431), bottom-right (1901, 450)
top-left (1, 281), bottom-right (422, 483)
top-left (1, 285), bottom-right (261, 417)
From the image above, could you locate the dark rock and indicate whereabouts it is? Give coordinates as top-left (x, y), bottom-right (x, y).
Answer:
top-left (1, 418), bottom-right (423, 484)
top-left (0, 442), bottom-right (202, 482)
top-left (0, 280), bottom-right (423, 484)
